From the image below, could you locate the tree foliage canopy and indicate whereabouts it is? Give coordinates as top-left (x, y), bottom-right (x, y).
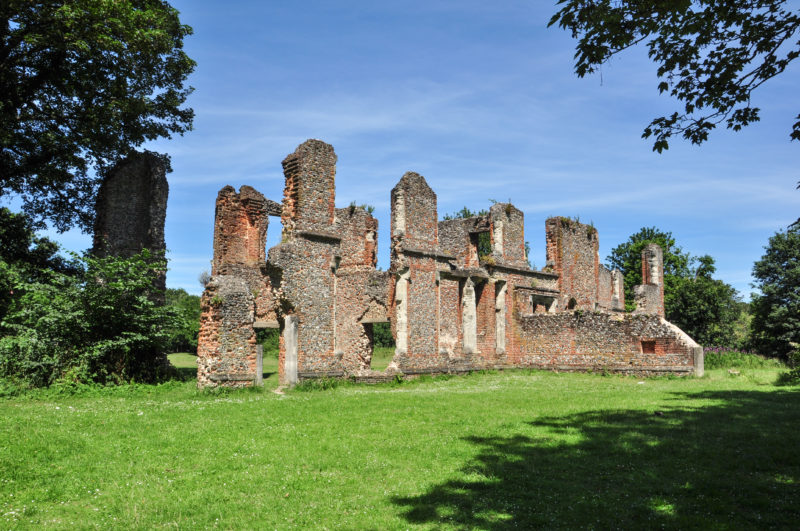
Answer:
top-left (0, 207), bottom-right (80, 323)
top-left (163, 288), bottom-right (200, 353)
top-left (0, 249), bottom-right (184, 387)
top-left (550, 0), bottom-right (800, 151)
top-left (750, 227), bottom-right (800, 359)
top-left (1, 0), bottom-right (195, 231)
top-left (607, 227), bottom-right (742, 347)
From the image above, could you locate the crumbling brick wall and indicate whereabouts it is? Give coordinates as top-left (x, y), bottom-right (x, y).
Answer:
top-left (510, 312), bottom-right (701, 374)
top-left (490, 203), bottom-right (527, 268)
top-left (281, 139), bottom-right (336, 233)
top-left (93, 151), bottom-right (169, 259)
top-left (598, 265), bottom-right (614, 311)
top-left (268, 140), bottom-right (342, 383)
top-left (333, 206), bottom-right (389, 374)
top-left (439, 216), bottom-right (489, 269)
top-left (211, 185), bottom-right (274, 323)
top-left (545, 217), bottom-right (600, 311)
top-left (196, 276), bottom-right (258, 387)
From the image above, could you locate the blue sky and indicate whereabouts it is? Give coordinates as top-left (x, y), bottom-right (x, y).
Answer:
top-left (39, 1), bottom-right (800, 297)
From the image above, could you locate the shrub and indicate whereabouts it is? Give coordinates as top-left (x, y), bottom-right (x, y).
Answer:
top-left (0, 251), bottom-right (183, 387)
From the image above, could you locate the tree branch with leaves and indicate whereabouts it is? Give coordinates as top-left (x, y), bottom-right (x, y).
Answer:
top-left (1, 0), bottom-right (195, 231)
top-left (550, 0), bottom-right (800, 151)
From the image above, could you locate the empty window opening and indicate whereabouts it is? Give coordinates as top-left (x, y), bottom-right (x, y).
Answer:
top-left (470, 231), bottom-right (492, 263)
top-left (265, 215), bottom-right (284, 256)
top-left (567, 297), bottom-right (577, 310)
top-left (641, 340), bottom-right (657, 354)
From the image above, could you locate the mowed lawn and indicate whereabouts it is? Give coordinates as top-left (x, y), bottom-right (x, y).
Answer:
top-left (1, 364), bottom-right (799, 529)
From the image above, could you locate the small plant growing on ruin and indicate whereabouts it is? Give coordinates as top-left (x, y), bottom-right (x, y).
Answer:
top-left (210, 295), bottom-right (224, 307)
top-left (348, 201), bottom-right (375, 215)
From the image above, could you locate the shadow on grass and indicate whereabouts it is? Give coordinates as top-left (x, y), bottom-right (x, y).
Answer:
top-left (392, 389), bottom-right (800, 528)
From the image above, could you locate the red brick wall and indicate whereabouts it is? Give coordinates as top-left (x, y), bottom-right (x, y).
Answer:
top-left (509, 313), bottom-right (696, 372)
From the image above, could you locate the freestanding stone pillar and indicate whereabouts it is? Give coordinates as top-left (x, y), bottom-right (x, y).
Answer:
top-left (634, 244), bottom-right (665, 317)
top-left (93, 151), bottom-right (169, 302)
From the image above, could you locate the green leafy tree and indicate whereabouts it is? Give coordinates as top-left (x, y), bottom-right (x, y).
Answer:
top-left (667, 256), bottom-right (743, 347)
top-left (163, 288), bottom-right (201, 353)
top-left (550, 1), bottom-right (800, 151)
top-left (750, 227), bottom-right (800, 359)
top-left (608, 227), bottom-right (742, 346)
top-left (0, 250), bottom-right (183, 387)
top-left (0, 208), bottom-right (80, 321)
top-left (372, 322), bottom-right (395, 348)
top-left (607, 227), bottom-right (691, 312)
top-left (1, 0), bottom-right (195, 231)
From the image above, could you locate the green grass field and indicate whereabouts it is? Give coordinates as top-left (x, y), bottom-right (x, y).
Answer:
top-left (2, 363), bottom-right (799, 528)
top-left (167, 347), bottom-right (395, 378)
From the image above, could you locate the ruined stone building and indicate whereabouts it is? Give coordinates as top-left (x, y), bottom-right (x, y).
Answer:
top-left (197, 139), bottom-right (703, 388)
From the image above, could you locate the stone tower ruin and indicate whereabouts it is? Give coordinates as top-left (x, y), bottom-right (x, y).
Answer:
top-left (92, 150), bottom-right (170, 298)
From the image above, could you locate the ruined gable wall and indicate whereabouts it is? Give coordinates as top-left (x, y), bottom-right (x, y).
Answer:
top-left (509, 313), bottom-right (700, 373)
top-left (546, 217), bottom-right (599, 310)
